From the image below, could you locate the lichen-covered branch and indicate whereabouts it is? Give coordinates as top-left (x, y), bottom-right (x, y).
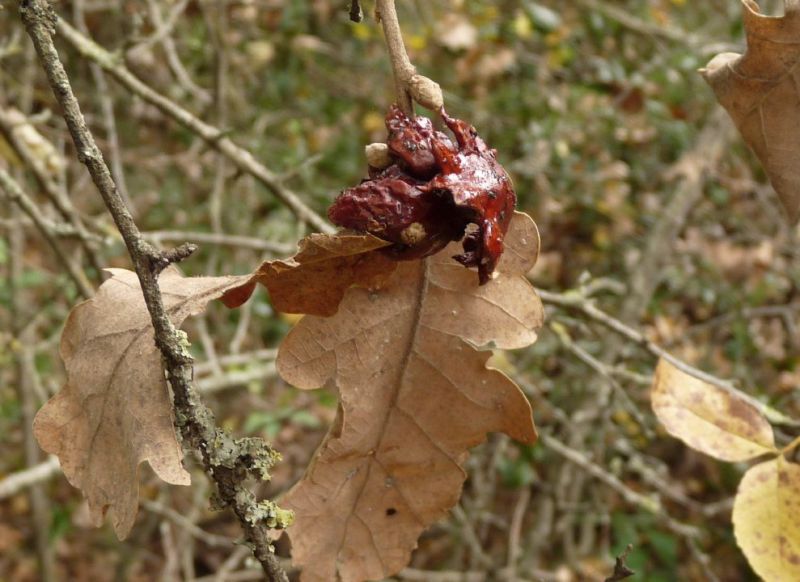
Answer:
top-left (19, 1), bottom-right (289, 579)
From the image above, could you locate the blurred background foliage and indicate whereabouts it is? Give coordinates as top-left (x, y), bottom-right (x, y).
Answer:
top-left (1, 0), bottom-right (799, 580)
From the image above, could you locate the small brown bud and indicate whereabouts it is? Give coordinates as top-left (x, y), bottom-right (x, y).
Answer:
top-left (408, 74), bottom-right (444, 111)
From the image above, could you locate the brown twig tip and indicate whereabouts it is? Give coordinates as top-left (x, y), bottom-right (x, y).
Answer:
top-left (605, 544), bottom-right (636, 582)
top-left (161, 242), bottom-right (199, 265)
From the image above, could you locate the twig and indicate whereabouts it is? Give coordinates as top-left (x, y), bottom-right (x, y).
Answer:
top-left (198, 365), bottom-right (277, 394)
top-left (620, 109), bottom-right (734, 323)
top-left (375, 0), bottom-right (415, 114)
top-left (139, 0), bottom-right (212, 105)
top-left (53, 17), bottom-right (332, 234)
top-left (505, 486), bottom-right (531, 581)
top-left (604, 544), bottom-right (635, 582)
top-left (20, 3), bottom-right (289, 580)
top-left (0, 106), bottom-right (104, 273)
top-left (400, 566), bottom-right (557, 582)
top-left (549, 321), bottom-right (652, 435)
top-left (537, 287), bottom-right (796, 426)
top-left (451, 504), bottom-right (494, 569)
top-left (194, 349), bottom-right (278, 376)
top-left (542, 434), bottom-right (700, 539)
top-left (126, 0), bottom-right (191, 54)
top-left (9, 214), bottom-right (55, 581)
top-left (72, 0), bottom-right (133, 211)
top-left (141, 499), bottom-right (235, 548)
top-left (0, 166), bottom-right (94, 298)
top-left (574, 0), bottom-right (711, 51)
top-left (213, 547), bottom-right (252, 582)
top-left (0, 456), bottom-right (60, 500)
top-left (142, 230), bottom-right (294, 255)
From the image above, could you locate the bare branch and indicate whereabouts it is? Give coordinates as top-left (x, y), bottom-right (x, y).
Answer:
top-left (0, 456), bottom-right (60, 500)
top-left (20, 2), bottom-right (289, 579)
top-left (0, 166), bottom-right (94, 298)
top-left (537, 287), bottom-right (797, 427)
top-left (375, 0), bottom-right (416, 114)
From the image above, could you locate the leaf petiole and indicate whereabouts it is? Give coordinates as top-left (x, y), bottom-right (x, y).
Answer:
top-left (780, 435), bottom-right (800, 456)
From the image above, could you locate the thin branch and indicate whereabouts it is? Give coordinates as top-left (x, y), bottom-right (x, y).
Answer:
top-left (143, 230), bottom-right (294, 255)
top-left (0, 456), bottom-right (60, 500)
top-left (542, 434), bottom-right (700, 539)
top-left (0, 106), bottom-right (104, 273)
top-left (72, 0), bottom-right (133, 211)
top-left (20, 2), bottom-right (289, 580)
top-left (0, 166), bottom-right (94, 298)
top-left (53, 17), bottom-right (332, 234)
top-left (141, 499), bottom-right (235, 548)
top-left (537, 287), bottom-right (797, 426)
top-left (375, 0), bottom-right (415, 114)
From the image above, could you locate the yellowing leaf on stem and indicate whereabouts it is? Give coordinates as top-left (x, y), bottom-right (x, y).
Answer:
top-left (702, 0), bottom-right (800, 222)
top-left (651, 359), bottom-right (777, 462)
top-left (34, 268), bottom-right (251, 539)
top-left (733, 456), bottom-right (800, 581)
top-left (276, 212), bottom-right (543, 582)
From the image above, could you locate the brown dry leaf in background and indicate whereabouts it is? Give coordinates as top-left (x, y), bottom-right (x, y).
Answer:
top-left (33, 268), bottom-right (250, 539)
top-left (702, 0), bottom-right (800, 222)
top-left (651, 359), bottom-right (777, 462)
top-left (224, 233), bottom-right (396, 316)
top-left (277, 212), bottom-right (542, 582)
top-left (434, 12), bottom-right (478, 51)
top-left (733, 456), bottom-right (800, 581)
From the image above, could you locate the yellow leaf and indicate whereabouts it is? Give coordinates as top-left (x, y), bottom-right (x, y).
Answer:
top-left (733, 456), bottom-right (800, 581)
top-left (651, 359), bottom-right (777, 462)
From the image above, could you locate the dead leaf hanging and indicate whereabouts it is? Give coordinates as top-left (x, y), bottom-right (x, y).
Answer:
top-left (702, 0), bottom-right (800, 222)
top-left (276, 212), bottom-right (543, 582)
top-left (224, 233), bottom-right (396, 316)
top-left (34, 230), bottom-right (397, 539)
top-left (33, 267), bottom-right (250, 539)
top-left (651, 359), bottom-right (777, 462)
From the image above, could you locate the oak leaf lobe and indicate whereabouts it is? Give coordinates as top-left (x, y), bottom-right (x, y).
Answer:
top-left (34, 268), bottom-right (250, 539)
top-left (277, 212), bottom-right (542, 582)
top-left (702, 0), bottom-right (800, 222)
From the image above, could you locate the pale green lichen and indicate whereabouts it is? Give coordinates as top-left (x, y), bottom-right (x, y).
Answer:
top-left (175, 328), bottom-right (191, 358)
top-left (207, 430), bottom-right (280, 482)
top-left (243, 499), bottom-right (295, 530)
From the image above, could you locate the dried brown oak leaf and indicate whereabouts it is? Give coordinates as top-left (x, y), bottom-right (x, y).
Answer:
top-left (34, 232), bottom-right (395, 539)
top-left (277, 211), bottom-right (542, 582)
top-left (33, 267), bottom-right (252, 539)
top-left (224, 233), bottom-right (396, 316)
top-left (702, 0), bottom-right (800, 222)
